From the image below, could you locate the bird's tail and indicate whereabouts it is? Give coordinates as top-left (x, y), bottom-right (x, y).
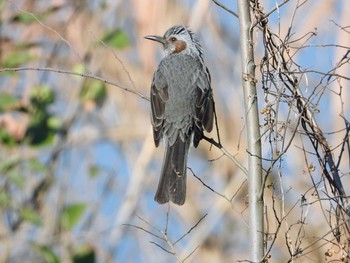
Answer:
top-left (155, 138), bottom-right (190, 205)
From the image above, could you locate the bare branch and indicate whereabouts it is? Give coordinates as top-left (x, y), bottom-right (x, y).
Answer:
top-left (211, 0), bottom-right (238, 18)
top-left (173, 213), bottom-right (207, 245)
top-left (0, 67), bottom-right (148, 100)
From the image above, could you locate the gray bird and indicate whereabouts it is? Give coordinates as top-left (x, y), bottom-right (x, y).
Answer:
top-left (145, 25), bottom-right (214, 205)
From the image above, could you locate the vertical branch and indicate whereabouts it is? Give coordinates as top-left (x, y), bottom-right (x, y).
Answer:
top-left (237, 0), bottom-right (264, 262)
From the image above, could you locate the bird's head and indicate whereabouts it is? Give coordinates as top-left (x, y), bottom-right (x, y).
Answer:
top-left (145, 25), bottom-right (203, 58)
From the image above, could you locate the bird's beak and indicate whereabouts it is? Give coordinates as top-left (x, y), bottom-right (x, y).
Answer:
top-left (144, 35), bottom-right (166, 45)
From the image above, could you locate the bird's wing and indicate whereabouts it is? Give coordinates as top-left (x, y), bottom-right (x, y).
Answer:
top-left (194, 65), bottom-right (214, 147)
top-left (151, 68), bottom-right (169, 147)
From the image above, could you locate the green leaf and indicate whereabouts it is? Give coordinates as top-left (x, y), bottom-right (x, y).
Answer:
top-left (29, 109), bottom-right (47, 126)
top-left (0, 92), bottom-right (20, 111)
top-left (60, 203), bottom-right (86, 230)
top-left (26, 126), bottom-right (55, 147)
top-left (101, 29), bottom-right (130, 49)
top-left (73, 63), bottom-right (85, 74)
top-left (73, 244), bottom-right (96, 263)
top-left (28, 158), bottom-right (46, 173)
top-left (30, 85), bottom-right (55, 107)
top-left (2, 51), bottom-right (35, 68)
top-left (8, 171), bottom-right (25, 188)
top-left (20, 207), bottom-right (42, 226)
top-left (25, 85), bottom-right (57, 147)
top-left (32, 244), bottom-right (60, 263)
top-left (0, 191), bottom-right (10, 207)
top-left (0, 155), bottom-right (20, 173)
top-left (0, 127), bottom-right (16, 146)
top-left (47, 116), bottom-right (62, 130)
top-left (12, 12), bottom-right (45, 24)
top-left (11, 13), bottom-right (38, 24)
top-left (80, 80), bottom-right (106, 107)
top-left (88, 165), bottom-right (100, 178)
top-left (16, 42), bottom-right (40, 50)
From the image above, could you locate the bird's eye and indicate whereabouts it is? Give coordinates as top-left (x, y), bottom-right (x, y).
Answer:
top-left (170, 37), bottom-right (177, 42)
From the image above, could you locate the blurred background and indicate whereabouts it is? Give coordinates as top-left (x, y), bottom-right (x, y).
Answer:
top-left (0, 0), bottom-right (349, 262)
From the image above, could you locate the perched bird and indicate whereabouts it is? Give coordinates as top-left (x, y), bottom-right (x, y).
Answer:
top-left (145, 25), bottom-right (214, 205)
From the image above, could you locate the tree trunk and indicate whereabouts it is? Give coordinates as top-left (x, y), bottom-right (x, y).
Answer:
top-left (237, 0), bottom-right (264, 262)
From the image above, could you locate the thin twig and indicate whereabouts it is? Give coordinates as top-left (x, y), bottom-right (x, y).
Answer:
top-left (263, 0), bottom-right (291, 19)
top-left (173, 213), bottom-right (208, 245)
top-left (182, 246), bottom-right (200, 262)
top-left (202, 135), bottom-right (248, 175)
top-left (188, 167), bottom-right (232, 203)
top-left (0, 67), bottom-right (148, 100)
top-left (211, 0), bottom-right (238, 18)
top-left (123, 223), bottom-right (164, 241)
top-left (150, 241), bottom-right (175, 255)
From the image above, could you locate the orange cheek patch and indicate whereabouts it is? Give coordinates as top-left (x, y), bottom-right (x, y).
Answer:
top-left (174, 40), bottom-right (187, 53)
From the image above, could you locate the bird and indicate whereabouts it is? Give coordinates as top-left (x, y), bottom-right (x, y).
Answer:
top-left (145, 25), bottom-right (214, 205)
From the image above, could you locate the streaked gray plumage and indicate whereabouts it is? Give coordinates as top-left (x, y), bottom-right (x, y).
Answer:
top-left (145, 26), bottom-right (214, 205)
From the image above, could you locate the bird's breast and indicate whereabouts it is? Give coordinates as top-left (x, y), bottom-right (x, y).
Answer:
top-left (159, 56), bottom-right (199, 122)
